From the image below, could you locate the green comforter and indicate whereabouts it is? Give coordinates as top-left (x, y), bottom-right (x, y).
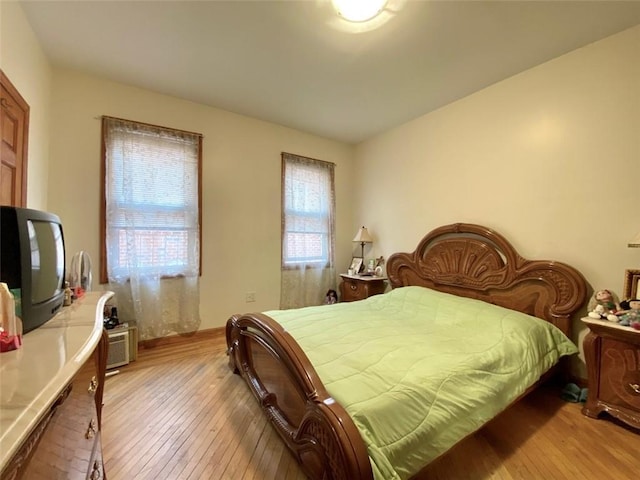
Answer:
top-left (266, 286), bottom-right (577, 480)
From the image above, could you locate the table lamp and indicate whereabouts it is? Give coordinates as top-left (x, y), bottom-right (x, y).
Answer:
top-left (353, 226), bottom-right (373, 271)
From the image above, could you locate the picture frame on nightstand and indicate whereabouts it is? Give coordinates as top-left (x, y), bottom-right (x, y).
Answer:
top-left (349, 257), bottom-right (363, 274)
top-left (623, 269), bottom-right (640, 300)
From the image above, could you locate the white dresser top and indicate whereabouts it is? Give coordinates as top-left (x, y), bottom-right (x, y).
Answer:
top-left (0, 290), bottom-right (113, 472)
top-left (581, 316), bottom-right (640, 335)
top-left (339, 273), bottom-right (388, 281)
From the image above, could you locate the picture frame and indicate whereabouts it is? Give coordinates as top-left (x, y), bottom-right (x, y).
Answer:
top-left (349, 257), bottom-right (363, 274)
top-left (623, 269), bottom-right (640, 300)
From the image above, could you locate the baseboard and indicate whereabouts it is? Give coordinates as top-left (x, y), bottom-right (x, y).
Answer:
top-left (138, 327), bottom-right (226, 350)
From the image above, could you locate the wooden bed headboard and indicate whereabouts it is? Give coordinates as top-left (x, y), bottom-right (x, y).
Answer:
top-left (386, 223), bottom-right (588, 337)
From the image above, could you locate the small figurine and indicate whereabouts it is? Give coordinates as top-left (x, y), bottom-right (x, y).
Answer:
top-left (325, 289), bottom-right (338, 305)
top-left (587, 289), bottom-right (621, 322)
top-left (618, 299), bottom-right (640, 329)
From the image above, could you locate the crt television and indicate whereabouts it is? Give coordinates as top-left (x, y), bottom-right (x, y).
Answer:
top-left (1, 206), bottom-right (66, 334)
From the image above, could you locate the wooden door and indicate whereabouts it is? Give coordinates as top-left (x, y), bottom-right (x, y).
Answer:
top-left (1, 70), bottom-right (29, 207)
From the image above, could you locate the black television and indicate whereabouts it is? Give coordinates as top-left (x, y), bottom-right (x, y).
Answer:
top-left (1, 206), bottom-right (66, 334)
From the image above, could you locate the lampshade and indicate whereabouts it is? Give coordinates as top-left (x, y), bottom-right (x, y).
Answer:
top-left (629, 231), bottom-right (640, 248)
top-left (353, 226), bottom-right (373, 244)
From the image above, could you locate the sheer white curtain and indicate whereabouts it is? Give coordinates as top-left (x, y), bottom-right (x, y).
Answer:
top-left (280, 153), bottom-right (336, 309)
top-left (103, 117), bottom-right (201, 340)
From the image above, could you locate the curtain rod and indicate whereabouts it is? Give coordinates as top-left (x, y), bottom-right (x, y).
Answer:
top-left (97, 115), bottom-right (204, 138)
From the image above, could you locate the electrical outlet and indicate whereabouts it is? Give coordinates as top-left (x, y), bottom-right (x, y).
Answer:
top-left (245, 291), bottom-right (256, 303)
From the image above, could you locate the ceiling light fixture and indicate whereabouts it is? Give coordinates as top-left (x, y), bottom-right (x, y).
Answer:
top-left (332, 0), bottom-right (388, 22)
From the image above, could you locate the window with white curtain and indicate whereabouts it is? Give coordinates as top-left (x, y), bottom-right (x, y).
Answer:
top-left (100, 116), bottom-right (202, 283)
top-left (281, 153), bottom-right (335, 270)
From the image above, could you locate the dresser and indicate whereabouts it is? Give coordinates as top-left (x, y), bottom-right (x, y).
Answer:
top-left (581, 317), bottom-right (640, 429)
top-left (0, 291), bottom-right (114, 480)
top-left (339, 274), bottom-right (387, 302)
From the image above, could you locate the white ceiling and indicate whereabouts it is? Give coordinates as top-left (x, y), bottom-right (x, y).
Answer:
top-left (20, 0), bottom-right (640, 144)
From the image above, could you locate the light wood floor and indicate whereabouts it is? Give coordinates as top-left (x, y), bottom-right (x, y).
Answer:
top-left (102, 330), bottom-right (640, 480)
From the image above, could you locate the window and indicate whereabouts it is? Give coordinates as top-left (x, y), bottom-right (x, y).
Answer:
top-left (281, 152), bottom-right (335, 269)
top-left (100, 117), bottom-right (202, 283)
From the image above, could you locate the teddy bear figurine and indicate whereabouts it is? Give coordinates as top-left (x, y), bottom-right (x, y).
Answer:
top-left (618, 299), bottom-right (640, 329)
top-left (587, 289), bottom-right (621, 322)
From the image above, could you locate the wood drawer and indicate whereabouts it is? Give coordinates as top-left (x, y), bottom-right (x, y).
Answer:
top-left (582, 318), bottom-right (640, 429)
top-left (339, 275), bottom-right (387, 302)
top-left (11, 357), bottom-right (101, 480)
top-left (598, 337), bottom-right (640, 411)
top-left (341, 278), bottom-right (366, 302)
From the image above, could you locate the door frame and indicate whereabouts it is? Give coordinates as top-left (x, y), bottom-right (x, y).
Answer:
top-left (1, 69), bottom-right (30, 207)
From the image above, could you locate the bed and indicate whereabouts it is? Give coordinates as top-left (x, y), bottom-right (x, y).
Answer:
top-left (226, 223), bottom-right (587, 480)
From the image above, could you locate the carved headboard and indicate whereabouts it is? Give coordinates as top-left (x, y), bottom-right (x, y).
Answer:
top-left (386, 223), bottom-right (588, 336)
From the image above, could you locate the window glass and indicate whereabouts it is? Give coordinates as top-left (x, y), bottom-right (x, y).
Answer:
top-left (282, 153), bottom-right (335, 268)
top-left (101, 117), bottom-right (202, 282)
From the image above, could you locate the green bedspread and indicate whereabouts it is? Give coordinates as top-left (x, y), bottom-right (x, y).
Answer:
top-left (266, 286), bottom-right (578, 480)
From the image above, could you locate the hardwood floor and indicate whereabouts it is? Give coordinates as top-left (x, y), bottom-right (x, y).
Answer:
top-left (102, 330), bottom-right (640, 480)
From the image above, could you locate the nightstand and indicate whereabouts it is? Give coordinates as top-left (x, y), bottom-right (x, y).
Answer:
top-left (339, 274), bottom-right (387, 302)
top-left (581, 317), bottom-right (640, 429)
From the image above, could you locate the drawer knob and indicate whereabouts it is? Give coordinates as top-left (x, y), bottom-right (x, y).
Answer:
top-left (85, 418), bottom-right (97, 439)
top-left (630, 383), bottom-right (640, 394)
top-left (350, 284), bottom-right (357, 290)
top-left (88, 376), bottom-right (98, 394)
top-left (90, 460), bottom-right (103, 479)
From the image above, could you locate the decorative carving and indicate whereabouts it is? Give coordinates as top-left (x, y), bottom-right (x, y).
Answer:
top-left (225, 314), bottom-right (373, 480)
top-left (387, 223), bottom-right (587, 338)
top-left (298, 414), bottom-right (346, 479)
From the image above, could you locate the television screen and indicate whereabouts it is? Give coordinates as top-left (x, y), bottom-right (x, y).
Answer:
top-left (1, 206), bottom-right (66, 334)
top-left (28, 220), bottom-right (65, 304)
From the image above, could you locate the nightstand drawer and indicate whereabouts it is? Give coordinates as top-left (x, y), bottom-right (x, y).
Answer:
top-left (341, 278), bottom-right (366, 302)
top-left (582, 317), bottom-right (640, 429)
top-left (599, 337), bottom-right (640, 411)
top-left (339, 274), bottom-right (387, 302)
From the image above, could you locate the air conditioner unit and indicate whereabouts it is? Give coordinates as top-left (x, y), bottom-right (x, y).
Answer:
top-left (107, 330), bottom-right (130, 369)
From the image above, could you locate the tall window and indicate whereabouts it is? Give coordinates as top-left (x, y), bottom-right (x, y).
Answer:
top-left (280, 152), bottom-right (335, 309)
top-left (100, 117), bottom-right (202, 283)
top-left (282, 153), bottom-right (335, 268)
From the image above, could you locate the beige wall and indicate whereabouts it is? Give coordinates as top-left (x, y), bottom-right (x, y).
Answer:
top-left (48, 69), bottom-right (355, 330)
top-left (355, 25), bottom-right (640, 376)
top-left (0, 1), bottom-right (52, 209)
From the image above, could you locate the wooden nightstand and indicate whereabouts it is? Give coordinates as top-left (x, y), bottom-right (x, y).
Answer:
top-left (339, 274), bottom-right (387, 302)
top-left (581, 317), bottom-right (640, 429)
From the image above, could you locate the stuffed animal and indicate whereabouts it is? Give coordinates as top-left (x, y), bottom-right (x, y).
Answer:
top-left (587, 289), bottom-right (621, 322)
top-left (618, 299), bottom-right (640, 329)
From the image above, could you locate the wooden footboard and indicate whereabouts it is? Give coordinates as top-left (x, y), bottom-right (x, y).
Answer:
top-left (226, 312), bottom-right (373, 480)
